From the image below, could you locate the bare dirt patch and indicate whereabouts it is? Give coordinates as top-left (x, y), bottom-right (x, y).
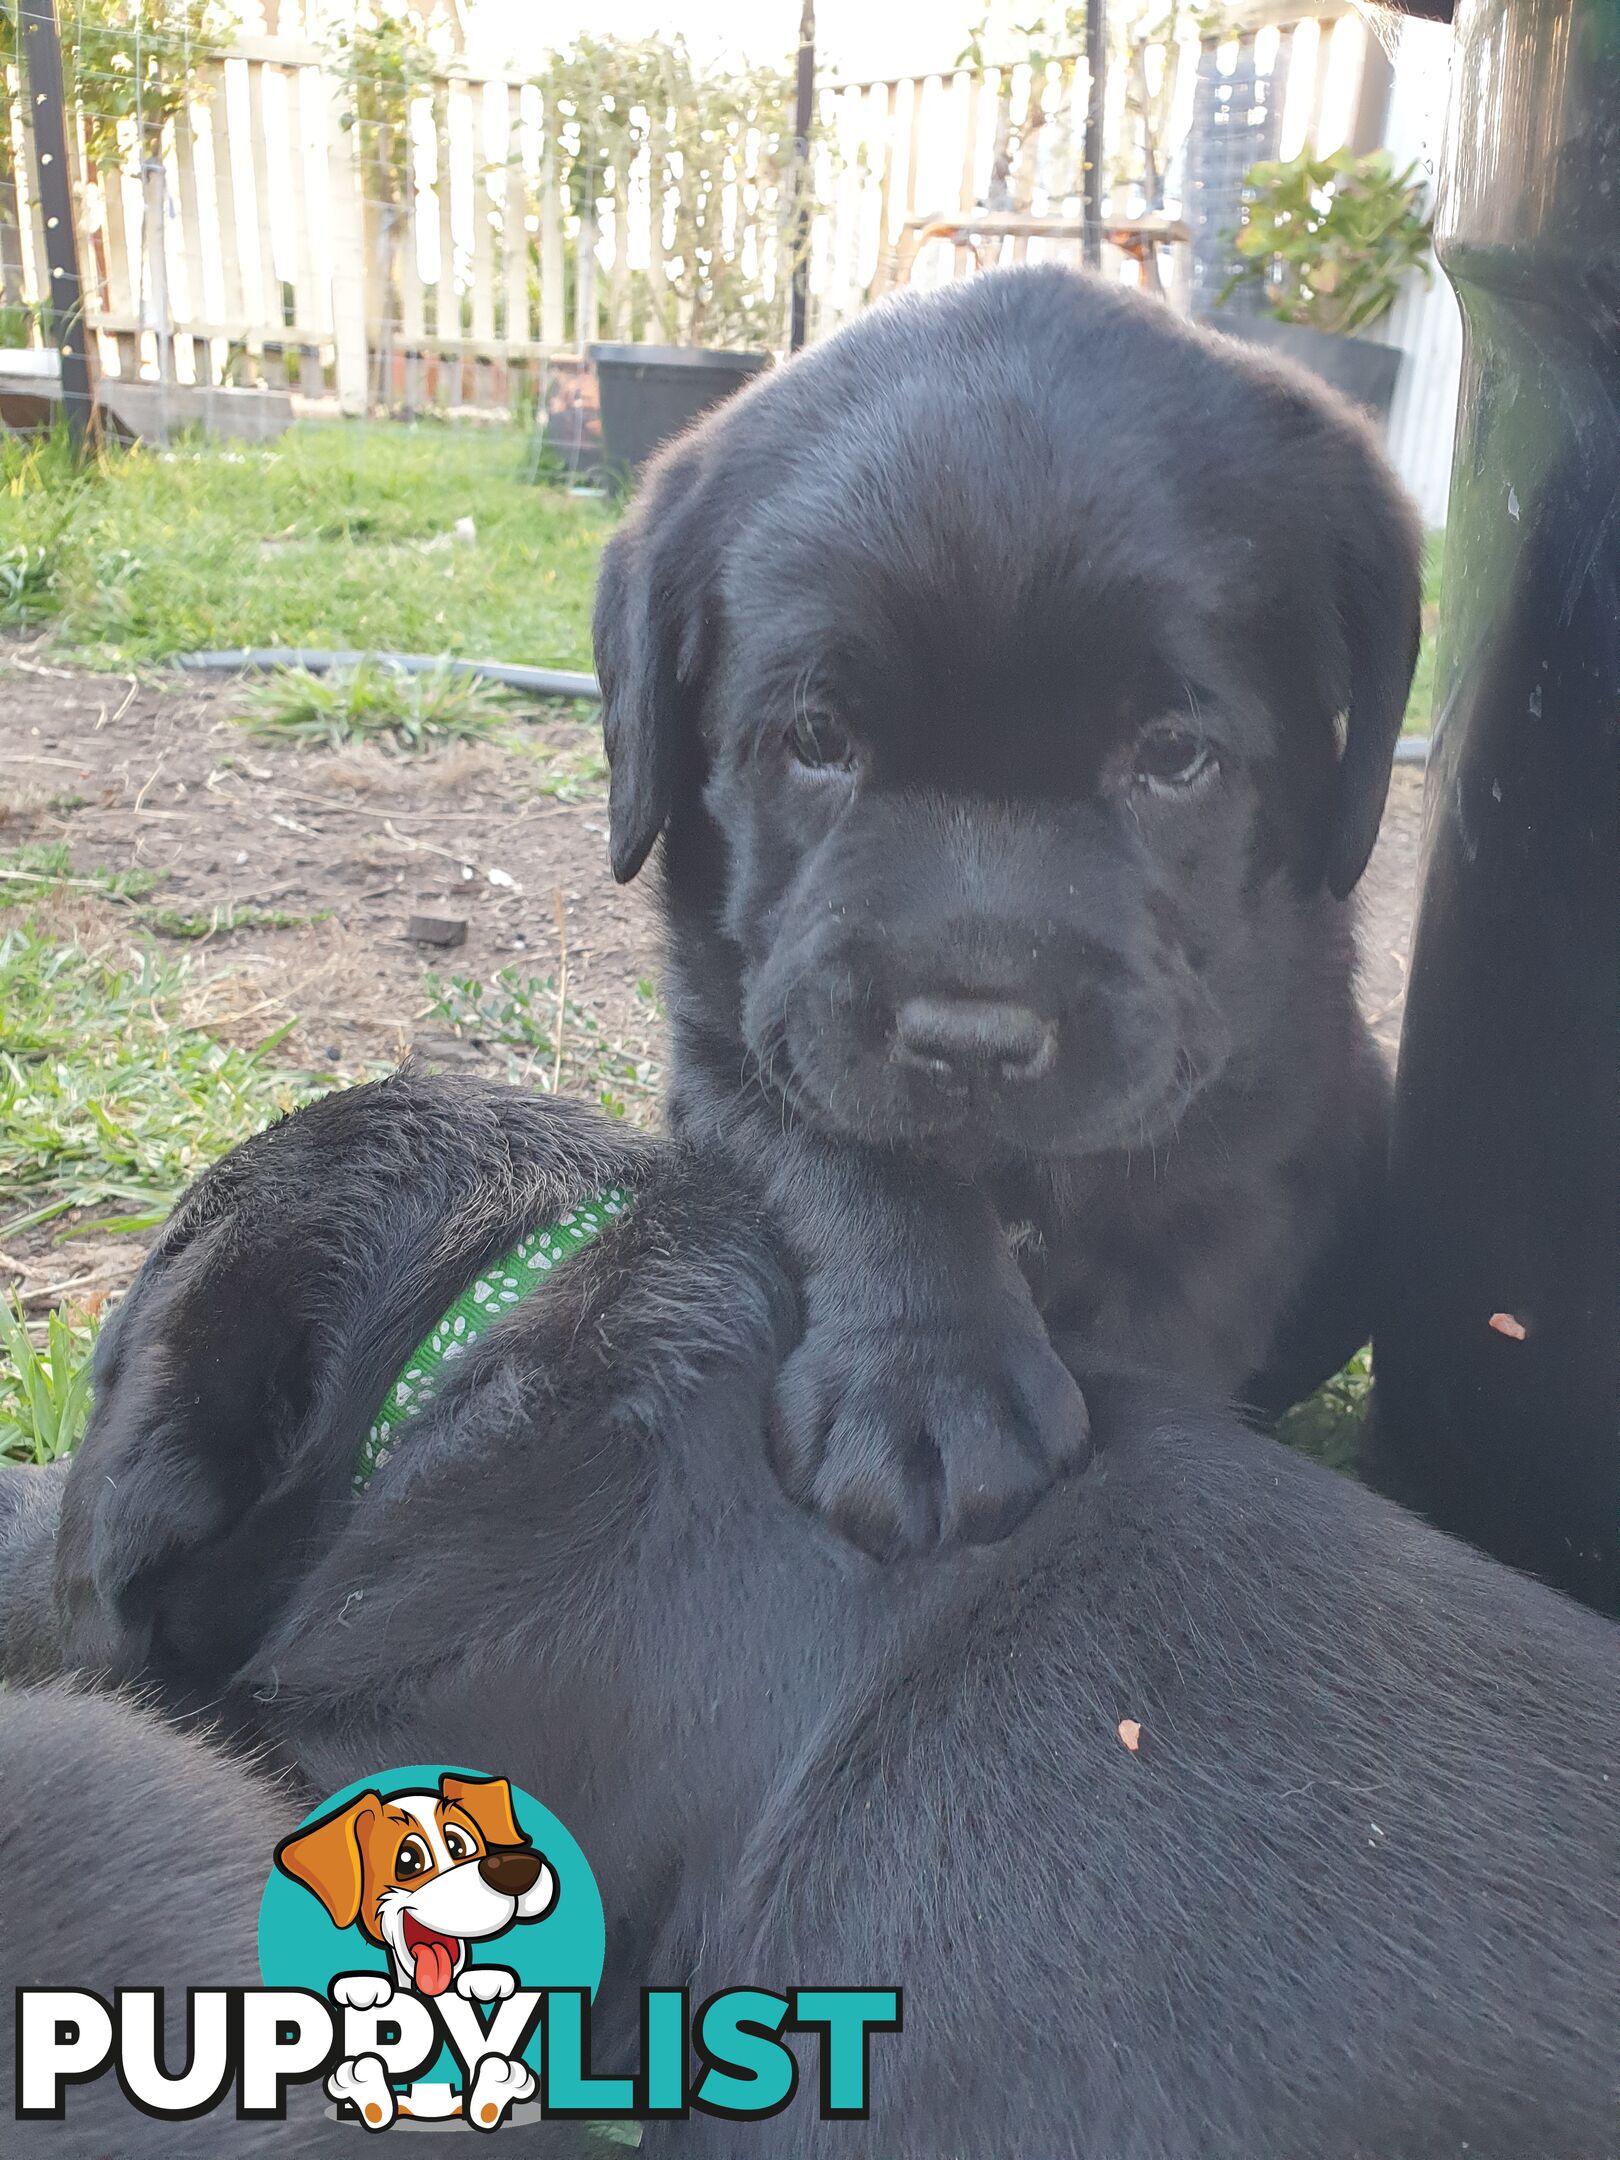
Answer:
top-left (1, 647), bottom-right (1427, 1308)
top-left (1, 646), bottom-right (660, 1067)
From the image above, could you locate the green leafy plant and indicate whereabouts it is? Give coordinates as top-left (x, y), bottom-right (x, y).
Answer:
top-left (543, 34), bottom-right (825, 350)
top-left (1276, 1343), bottom-right (1371, 1473)
top-left (0, 1293), bottom-right (99, 1465)
top-left (327, 1), bottom-right (441, 200)
top-left (1223, 148), bottom-right (1432, 337)
top-left (0, 0), bottom-right (237, 173)
top-left (237, 662), bottom-right (514, 752)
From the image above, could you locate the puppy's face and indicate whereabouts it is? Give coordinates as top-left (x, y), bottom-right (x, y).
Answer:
top-left (596, 271), bottom-right (1419, 1167)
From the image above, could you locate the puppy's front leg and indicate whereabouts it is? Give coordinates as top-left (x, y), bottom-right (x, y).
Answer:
top-left (740, 1125), bottom-right (1091, 1559)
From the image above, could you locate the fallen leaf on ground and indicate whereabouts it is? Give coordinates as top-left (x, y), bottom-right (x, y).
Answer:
top-left (1488, 1312), bottom-right (1528, 1340)
top-left (1117, 1719), bottom-right (1142, 1754)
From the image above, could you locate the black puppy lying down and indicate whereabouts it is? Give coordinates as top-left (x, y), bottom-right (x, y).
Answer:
top-left (6, 1070), bottom-right (1619, 2158)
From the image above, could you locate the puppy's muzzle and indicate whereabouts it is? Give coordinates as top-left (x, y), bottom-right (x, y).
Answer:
top-left (894, 994), bottom-right (1057, 1087)
top-left (478, 1849), bottom-right (544, 1896)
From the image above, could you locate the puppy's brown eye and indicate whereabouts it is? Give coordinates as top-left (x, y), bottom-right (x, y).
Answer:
top-left (395, 1835), bottom-right (431, 1880)
top-left (1132, 725), bottom-right (1215, 794)
top-left (444, 1826), bottom-right (475, 1862)
top-left (790, 709), bottom-right (855, 772)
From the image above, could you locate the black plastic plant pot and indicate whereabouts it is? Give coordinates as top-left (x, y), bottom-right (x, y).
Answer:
top-left (1372, 0), bottom-right (1619, 1607)
top-left (589, 344), bottom-right (769, 479)
top-left (1217, 315), bottom-right (1403, 421)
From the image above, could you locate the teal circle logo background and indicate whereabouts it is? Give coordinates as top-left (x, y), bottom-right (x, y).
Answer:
top-left (258, 1763), bottom-right (604, 2077)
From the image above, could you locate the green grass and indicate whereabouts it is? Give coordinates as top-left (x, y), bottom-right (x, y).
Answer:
top-left (0, 910), bottom-right (357, 1465)
top-left (0, 1295), bottom-right (100, 1465)
top-left (424, 966), bottom-right (660, 1120)
top-left (0, 422), bottom-right (612, 671)
top-left (0, 920), bottom-right (350, 1245)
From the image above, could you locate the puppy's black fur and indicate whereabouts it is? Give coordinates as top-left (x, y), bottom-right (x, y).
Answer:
top-left (594, 266), bottom-right (1421, 1558)
top-left (9, 1071), bottom-right (1619, 2158)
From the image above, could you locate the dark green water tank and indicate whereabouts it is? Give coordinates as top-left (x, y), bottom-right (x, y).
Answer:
top-left (1374, 0), bottom-right (1620, 1605)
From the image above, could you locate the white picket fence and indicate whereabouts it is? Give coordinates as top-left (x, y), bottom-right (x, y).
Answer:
top-left (0, 1), bottom-right (1463, 524)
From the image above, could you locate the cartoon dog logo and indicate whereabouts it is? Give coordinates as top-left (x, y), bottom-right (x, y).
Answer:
top-left (276, 1771), bottom-right (558, 2127)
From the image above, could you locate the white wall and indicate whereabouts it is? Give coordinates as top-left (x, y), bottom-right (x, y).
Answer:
top-left (1373, 17), bottom-right (1465, 530)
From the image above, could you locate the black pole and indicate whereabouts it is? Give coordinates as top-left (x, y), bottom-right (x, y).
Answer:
top-left (789, 0), bottom-right (815, 353)
top-left (20, 0), bottom-right (93, 455)
top-left (1082, 0), bottom-right (1106, 271)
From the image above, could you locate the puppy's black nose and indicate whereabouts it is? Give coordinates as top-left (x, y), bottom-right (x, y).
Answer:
top-left (479, 1849), bottom-right (542, 1896)
top-left (894, 995), bottom-right (1056, 1083)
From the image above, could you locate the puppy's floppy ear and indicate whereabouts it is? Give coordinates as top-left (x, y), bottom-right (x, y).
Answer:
top-left (1322, 432), bottom-right (1423, 899)
top-left (440, 1773), bottom-right (526, 1849)
top-left (593, 437), bottom-right (721, 884)
top-left (275, 1793), bottom-right (380, 1930)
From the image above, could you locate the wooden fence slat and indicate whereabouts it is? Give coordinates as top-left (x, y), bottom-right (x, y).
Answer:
top-left (206, 65), bottom-right (247, 335)
top-left (644, 108), bottom-right (668, 342)
top-left (172, 106), bottom-right (210, 381)
top-left (606, 144), bottom-right (629, 341)
top-left (282, 58), bottom-right (321, 351)
top-left (902, 76), bottom-right (923, 244)
top-left (955, 68), bottom-right (980, 274)
top-left (398, 96), bottom-right (425, 332)
top-left (311, 62), bottom-right (368, 413)
top-left (246, 60), bottom-right (285, 368)
top-left (22, 120), bottom-right (49, 314)
top-left (434, 81), bottom-right (455, 373)
top-left (538, 90), bottom-right (564, 347)
top-left (471, 80), bottom-right (497, 346)
top-left (868, 78), bottom-right (898, 297)
top-left (501, 83), bottom-right (529, 348)
top-left (94, 134), bottom-right (137, 373)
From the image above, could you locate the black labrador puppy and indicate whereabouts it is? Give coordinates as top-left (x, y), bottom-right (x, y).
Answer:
top-left (594, 265), bottom-right (1421, 1559)
top-left (7, 1071), bottom-right (1618, 2159)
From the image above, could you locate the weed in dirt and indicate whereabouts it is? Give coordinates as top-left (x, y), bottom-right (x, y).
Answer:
top-left (0, 842), bottom-right (164, 909)
top-left (424, 965), bottom-right (659, 1118)
top-left (238, 660), bottom-right (516, 752)
top-left (0, 422), bottom-right (610, 669)
top-left (146, 902), bottom-right (332, 940)
top-left (0, 922), bottom-right (353, 1245)
top-left (0, 1294), bottom-right (100, 1466)
top-left (514, 735), bottom-right (610, 802)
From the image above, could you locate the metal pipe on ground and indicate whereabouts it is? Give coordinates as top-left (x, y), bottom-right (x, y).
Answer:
top-left (174, 650), bottom-right (601, 701)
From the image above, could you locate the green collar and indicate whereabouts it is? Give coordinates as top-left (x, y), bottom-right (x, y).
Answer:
top-left (353, 1187), bottom-right (632, 1492)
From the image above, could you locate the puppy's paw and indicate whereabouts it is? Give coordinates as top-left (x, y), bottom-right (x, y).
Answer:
top-left (456, 1964), bottom-right (517, 2004)
top-left (771, 1308), bottom-right (1089, 1559)
top-left (466, 2055), bottom-right (535, 2131)
top-left (327, 2053), bottom-right (396, 2131)
top-left (332, 1972), bottom-right (395, 2012)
